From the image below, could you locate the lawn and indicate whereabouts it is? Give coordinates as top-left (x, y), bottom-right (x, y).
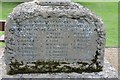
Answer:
top-left (79, 2), bottom-right (118, 47)
top-left (0, 31), bottom-right (4, 48)
top-left (0, 2), bottom-right (21, 20)
top-left (0, 2), bottom-right (118, 47)
top-left (0, 31), bottom-right (4, 36)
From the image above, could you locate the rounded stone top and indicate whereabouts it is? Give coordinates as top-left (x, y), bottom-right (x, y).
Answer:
top-left (34, 0), bottom-right (71, 2)
top-left (7, 0), bottom-right (104, 28)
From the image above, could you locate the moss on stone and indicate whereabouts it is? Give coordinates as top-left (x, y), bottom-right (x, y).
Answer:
top-left (8, 51), bottom-right (103, 75)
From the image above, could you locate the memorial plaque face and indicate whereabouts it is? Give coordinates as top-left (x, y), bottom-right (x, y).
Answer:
top-left (7, 16), bottom-right (97, 62)
top-left (5, 1), bottom-right (106, 75)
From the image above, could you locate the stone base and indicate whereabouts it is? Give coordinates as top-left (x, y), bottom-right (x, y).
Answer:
top-left (0, 55), bottom-right (118, 79)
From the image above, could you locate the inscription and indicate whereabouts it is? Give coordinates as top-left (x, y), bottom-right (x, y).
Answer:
top-left (13, 17), bottom-right (98, 62)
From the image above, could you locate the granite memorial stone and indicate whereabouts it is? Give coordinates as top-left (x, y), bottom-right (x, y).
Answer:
top-left (4, 0), bottom-right (106, 75)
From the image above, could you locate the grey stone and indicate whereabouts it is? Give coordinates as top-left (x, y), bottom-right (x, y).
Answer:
top-left (0, 53), bottom-right (118, 79)
top-left (4, 0), bottom-right (105, 74)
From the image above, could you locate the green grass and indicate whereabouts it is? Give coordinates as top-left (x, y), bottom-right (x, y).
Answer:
top-left (0, 42), bottom-right (5, 48)
top-left (0, 2), bottom-right (118, 47)
top-left (0, 31), bottom-right (5, 47)
top-left (0, 31), bottom-right (4, 36)
top-left (72, 0), bottom-right (119, 2)
top-left (79, 2), bottom-right (118, 47)
top-left (1, 2), bottom-right (21, 20)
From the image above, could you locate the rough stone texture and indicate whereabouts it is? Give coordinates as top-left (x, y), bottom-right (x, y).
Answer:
top-left (5, 0), bottom-right (106, 74)
top-left (1, 56), bottom-right (118, 79)
top-left (0, 48), bottom-right (118, 79)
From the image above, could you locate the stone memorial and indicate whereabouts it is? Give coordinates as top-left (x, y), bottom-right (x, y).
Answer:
top-left (4, 0), bottom-right (106, 75)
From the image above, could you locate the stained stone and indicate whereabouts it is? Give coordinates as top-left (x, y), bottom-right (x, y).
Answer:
top-left (4, 0), bottom-right (105, 75)
top-left (1, 57), bottom-right (118, 78)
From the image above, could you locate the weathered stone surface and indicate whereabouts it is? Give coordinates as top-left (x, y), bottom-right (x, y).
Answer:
top-left (1, 57), bottom-right (118, 78)
top-left (0, 48), bottom-right (118, 79)
top-left (4, 0), bottom-right (105, 74)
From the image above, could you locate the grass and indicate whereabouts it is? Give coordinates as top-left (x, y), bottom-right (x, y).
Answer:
top-left (79, 2), bottom-right (118, 47)
top-left (72, 0), bottom-right (119, 2)
top-left (0, 31), bottom-right (5, 47)
top-left (0, 31), bottom-right (4, 36)
top-left (0, 42), bottom-right (4, 48)
top-left (0, 2), bottom-right (21, 20)
top-left (0, 2), bottom-right (118, 47)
